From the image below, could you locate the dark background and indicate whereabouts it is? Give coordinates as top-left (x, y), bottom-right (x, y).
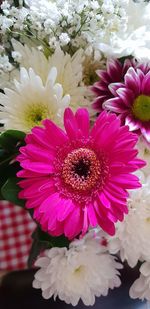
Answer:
top-left (0, 264), bottom-right (147, 309)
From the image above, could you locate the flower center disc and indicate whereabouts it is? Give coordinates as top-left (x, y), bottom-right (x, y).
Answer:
top-left (132, 95), bottom-right (150, 122)
top-left (62, 148), bottom-right (101, 191)
top-left (25, 104), bottom-right (48, 128)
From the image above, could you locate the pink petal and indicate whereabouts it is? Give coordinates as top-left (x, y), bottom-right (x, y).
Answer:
top-left (129, 158), bottom-right (146, 169)
top-left (94, 118), bottom-right (121, 150)
top-left (64, 108), bottom-right (80, 139)
top-left (17, 169), bottom-right (44, 178)
top-left (20, 160), bottom-right (54, 174)
top-left (110, 174), bottom-right (141, 189)
top-left (98, 192), bottom-right (111, 209)
top-left (56, 199), bottom-right (75, 222)
top-left (110, 163), bottom-right (137, 174)
top-left (90, 111), bottom-right (108, 137)
top-left (111, 201), bottom-right (128, 215)
top-left (21, 144), bottom-right (55, 162)
top-left (82, 206), bottom-right (89, 236)
top-left (75, 108), bottom-right (90, 138)
top-left (106, 211), bottom-right (118, 223)
top-left (103, 189), bottom-right (126, 206)
top-left (26, 191), bottom-right (51, 209)
top-left (141, 126), bottom-right (150, 143)
top-left (19, 179), bottom-right (54, 199)
top-left (116, 87), bottom-right (135, 107)
top-left (97, 70), bottom-right (111, 83)
top-left (107, 182), bottom-right (129, 198)
top-left (38, 193), bottom-right (62, 232)
top-left (107, 184), bottom-right (128, 199)
top-left (109, 82), bottom-right (124, 96)
top-left (92, 95), bottom-right (108, 110)
top-left (48, 221), bottom-right (64, 237)
top-left (125, 67), bottom-right (140, 95)
top-left (112, 149), bottom-right (138, 163)
top-left (97, 215), bottom-right (115, 236)
top-left (107, 59), bottom-right (122, 80)
top-left (110, 204), bottom-right (124, 221)
top-left (87, 203), bottom-right (98, 227)
top-left (39, 192), bottom-right (60, 214)
top-left (125, 115), bottom-right (141, 131)
top-left (113, 138), bottom-right (137, 150)
top-left (31, 127), bottom-right (54, 150)
top-left (141, 71), bottom-right (150, 94)
top-left (64, 206), bottom-right (83, 239)
top-left (104, 97), bottom-right (127, 113)
top-left (42, 119), bottom-right (68, 146)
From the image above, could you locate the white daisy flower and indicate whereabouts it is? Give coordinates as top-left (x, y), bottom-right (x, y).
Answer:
top-left (33, 232), bottom-right (122, 306)
top-left (112, 172), bottom-right (150, 268)
top-left (0, 67), bottom-right (70, 132)
top-left (12, 40), bottom-right (86, 110)
top-left (130, 262), bottom-right (150, 301)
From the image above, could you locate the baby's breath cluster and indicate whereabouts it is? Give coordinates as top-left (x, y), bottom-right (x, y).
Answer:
top-left (0, 0), bottom-right (129, 75)
top-left (1, 0), bottom-right (150, 84)
top-left (26, 0), bottom-right (129, 52)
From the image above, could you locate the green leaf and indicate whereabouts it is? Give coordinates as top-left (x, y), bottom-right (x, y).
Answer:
top-left (27, 238), bottom-right (49, 268)
top-left (0, 130), bottom-right (25, 151)
top-left (0, 149), bottom-right (5, 157)
top-left (0, 153), bottom-right (16, 169)
top-left (1, 177), bottom-right (25, 207)
top-left (119, 55), bottom-right (133, 64)
top-left (0, 162), bottom-right (21, 200)
top-left (28, 227), bottom-right (70, 267)
top-left (37, 227), bottom-right (70, 248)
top-left (13, 0), bottom-right (21, 7)
top-left (0, 130), bottom-right (25, 199)
top-left (43, 46), bottom-right (53, 59)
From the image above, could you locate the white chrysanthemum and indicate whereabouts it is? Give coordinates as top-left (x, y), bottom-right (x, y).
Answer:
top-left (137, 138), bottom-right (150, 177)
top-left (33, 233), bottom-right (122, 306)
top-left (12, 40), bottom-right (86, 109)
top-left (0, 67), bottom-right (70, 132)
top-left (97, 0), bottom-right (150, 60)
top-left (130, 262), bottom-right (150, 301)
top-left (112, 172), bottom-right (150, 268)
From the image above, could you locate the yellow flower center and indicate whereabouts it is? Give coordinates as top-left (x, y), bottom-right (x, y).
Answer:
top-left (25, 104), bottom-right (48, 129)
top-left (83, 58), bottom-right (102, 86)
top-left (132, 95), bottom-right (150, 122)
top-left (74, 265), bottom-right (85, 276)
top-left (145, 148), bottom-right (150, 156)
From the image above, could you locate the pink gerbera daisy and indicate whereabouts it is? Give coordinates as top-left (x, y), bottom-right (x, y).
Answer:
top-left (17, 108), bottom-right (145, 239)
top-left (92, 58), bottom-right (136, 111)
top-left (104, 67), bottom-right (150, 143)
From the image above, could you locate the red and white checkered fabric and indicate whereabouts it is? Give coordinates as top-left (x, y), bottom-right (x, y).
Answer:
top-left (0, 201), bottom-right (36, 271)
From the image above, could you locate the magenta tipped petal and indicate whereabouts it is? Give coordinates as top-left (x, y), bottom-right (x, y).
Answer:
top-left (92, 59), bottom-right (150, 142)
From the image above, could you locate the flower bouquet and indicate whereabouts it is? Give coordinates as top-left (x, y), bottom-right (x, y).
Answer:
top-left (0, 0), bottom-right (150, 306)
